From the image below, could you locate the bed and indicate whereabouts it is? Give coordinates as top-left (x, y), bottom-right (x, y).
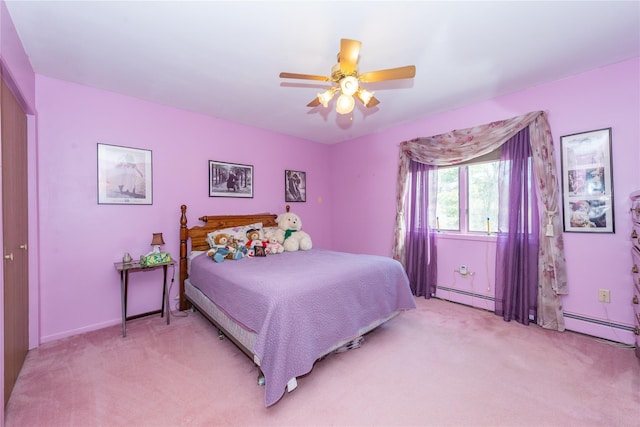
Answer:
top-left (178, 204), bottom-right (416, 406)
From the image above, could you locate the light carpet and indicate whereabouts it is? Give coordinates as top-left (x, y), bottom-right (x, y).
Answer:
top-left (5, 298), bottom-right (639, 426)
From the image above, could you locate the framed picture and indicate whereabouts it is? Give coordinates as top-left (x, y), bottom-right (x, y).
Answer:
top-left (560, 128), bottom-right (614, 233)
top-left (97, 143), bottom-right (152, 205)
top-left (209, 160), bottom-right (253, 198)
top-left (285, 170), bottom-right (306, 202)
top-left (254, 245), bottom-right (266, 257)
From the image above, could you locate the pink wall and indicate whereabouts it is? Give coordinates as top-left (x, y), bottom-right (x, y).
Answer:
top-left (35, 76), bottom-right (332, 342)
top-left (330, 58), bottom-right (640, 343)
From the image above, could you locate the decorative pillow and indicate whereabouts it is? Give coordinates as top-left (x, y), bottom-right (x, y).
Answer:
top-left (262, 226), bottom-right (280, 238)
top-left (206, 222), bottom-right (263, 249)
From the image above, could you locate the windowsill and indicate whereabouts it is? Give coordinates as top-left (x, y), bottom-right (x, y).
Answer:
top-left (434, 232), bottom-right (497, 242)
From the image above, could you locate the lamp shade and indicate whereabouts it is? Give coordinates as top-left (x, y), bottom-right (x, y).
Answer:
top-left (336, 93), bottom-right (355, 115)
top-left (151, 233), bottom-right (165, 246)
top-left (339, 76), bottom-right (359, 96)
top-left (317, 89), bottom-right (335, 108)
top-left (357, 88), bottom-right (375, 107)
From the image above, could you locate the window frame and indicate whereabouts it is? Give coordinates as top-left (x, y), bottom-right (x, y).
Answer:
top-left (435, 149), bottom-right (502, 236)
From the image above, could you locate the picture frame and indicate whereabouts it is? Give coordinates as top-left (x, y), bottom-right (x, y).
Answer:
top-left (209, 160), bottom-right (253, 198)
top-left (560, 128), bottom-right (614, 233)
top-left (97, 143), bottom-right (152, 205)
top-left (253, 245), bottom-right (266, 257)
top-left (285, 170), bottom-right (306, 202)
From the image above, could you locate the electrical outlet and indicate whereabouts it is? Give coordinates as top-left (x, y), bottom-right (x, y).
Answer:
top-left (598, 289), bottom-right (611, 303)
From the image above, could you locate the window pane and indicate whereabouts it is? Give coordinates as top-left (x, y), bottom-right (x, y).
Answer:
top-left (468, 162), bottom-right (499, 233)
top-left (436, 167), bottom-right (459, 230)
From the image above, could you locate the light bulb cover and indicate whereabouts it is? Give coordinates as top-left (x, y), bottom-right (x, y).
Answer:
top-left (340, 76), bottom-right (359, 96)
top-left (336, 94), bottom-right (355, 115)
top-left (357, 88), bottom-right (375, 106)
top-left (317, 88), bottom-right (336, 108)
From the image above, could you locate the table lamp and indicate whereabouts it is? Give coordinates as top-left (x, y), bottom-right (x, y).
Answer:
top-left (150, 232), bottom-right (165, 254)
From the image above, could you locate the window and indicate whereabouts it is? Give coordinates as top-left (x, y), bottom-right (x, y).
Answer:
top-left (435, 167), bottom-right (459, 230)
top-left (467, 162), bottom-right (500, 233)
top-left (435, 156), bottom-right (533, 234)
top-left (436, 162), bottom-right (499, 233)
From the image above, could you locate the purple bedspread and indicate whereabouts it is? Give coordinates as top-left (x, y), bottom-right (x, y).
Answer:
top-left (189, 248), bottom-right (416, 406)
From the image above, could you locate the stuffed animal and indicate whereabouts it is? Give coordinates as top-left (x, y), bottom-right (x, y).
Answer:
top-left (245, 228), bottom-right (266, 257)
top-left (263, 230), bottom-right (284, 254)
top-left (207, 233), bottom-right (244, 262)
top-left (275, 211), bottom-right (312, 251)
top-left (228, 236), bottom-right (248, 257)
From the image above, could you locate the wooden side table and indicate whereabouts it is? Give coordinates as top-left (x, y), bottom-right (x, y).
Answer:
top-left (114, 259), bottom-right (175, 337)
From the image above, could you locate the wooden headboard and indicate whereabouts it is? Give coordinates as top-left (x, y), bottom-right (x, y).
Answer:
top-left (178, 204), bottom-right (281, 310)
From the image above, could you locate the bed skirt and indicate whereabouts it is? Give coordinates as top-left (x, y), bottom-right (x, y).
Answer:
top-left (184, 278), bottom-right (401, 367)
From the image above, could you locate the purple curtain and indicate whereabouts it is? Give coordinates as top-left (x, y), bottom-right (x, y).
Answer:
top-left (394, 112), bottom-right (567, 330)
top-left (405, 160), bottom-right (437, 297)
top-left (495, 128), bottom-right (540, 324)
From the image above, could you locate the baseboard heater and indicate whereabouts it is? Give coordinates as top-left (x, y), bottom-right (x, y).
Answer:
top-left (436, 285), bottom-right (495, 302)
top-left (563, 311), bottom-right (635, 332)
top-left (436, 285), bottom-right (634, 332)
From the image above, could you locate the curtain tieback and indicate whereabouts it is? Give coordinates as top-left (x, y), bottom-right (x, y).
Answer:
top-left (545, 210), bottom-right (556, 237)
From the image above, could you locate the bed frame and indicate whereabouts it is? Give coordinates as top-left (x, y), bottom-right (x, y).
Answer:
top-left (178, 204), bottom-right (281, 360)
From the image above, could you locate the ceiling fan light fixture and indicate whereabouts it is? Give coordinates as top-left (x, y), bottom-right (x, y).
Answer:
top-left (336, 93), bottom-right (355, 115)
top-left (279, 38), bottom-right (416, 114)
top-left (340, 76), bottom-right (359, 96)
top-left (317, 88), bottom-right (336, 108)
top-left (357, 88), bottom-right (375, 107)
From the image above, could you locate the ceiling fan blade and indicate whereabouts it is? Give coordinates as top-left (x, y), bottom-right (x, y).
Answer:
top-left (279, 72), bottom-right (332, 82)
top-left (307, 98), bottom-right (321, 107)
top-left (338, 39), bottom-right (361, 75)
top-left (359, 65), bottom-right (416, 83)
top-left (354, 92), bottom-right (380, 108)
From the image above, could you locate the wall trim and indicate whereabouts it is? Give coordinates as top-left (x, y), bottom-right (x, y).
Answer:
top-left (563, 311), bottom-right (634, 332)
top-left (436, 285), bottom-right (635, 332)
top-left (436, 285), bottom-right (494, 301)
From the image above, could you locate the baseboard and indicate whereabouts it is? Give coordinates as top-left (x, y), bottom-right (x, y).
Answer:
top-left (436, 285), bottom-right (635, 333)
top-left (563, 311), bottom-right (635, 332)
top-left (40, 318), bottom-right (121, 344)
top-left (436, 285), bottom-right (494, 302)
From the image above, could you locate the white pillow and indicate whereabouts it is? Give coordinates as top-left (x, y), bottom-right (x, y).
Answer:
top-left (262, 226), bottom-right (280, 237)
top-left (206, 222), bottom-right (263, 248)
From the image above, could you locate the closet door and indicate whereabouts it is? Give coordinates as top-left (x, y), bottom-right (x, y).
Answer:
top-left (1, 78), bottom-right (29, 406)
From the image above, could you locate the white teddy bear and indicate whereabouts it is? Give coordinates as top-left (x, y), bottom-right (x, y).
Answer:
top-left (264, 229), bottom-right (285, 254)
top-left (275, 211), bottom-right (313, 251)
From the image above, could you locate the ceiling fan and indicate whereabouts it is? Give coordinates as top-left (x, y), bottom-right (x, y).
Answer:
top-left (279, 38), bottom-right (416, 115)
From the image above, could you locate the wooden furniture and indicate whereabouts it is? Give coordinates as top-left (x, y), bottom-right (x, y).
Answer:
top-left (114, 259), bottom-right (174, 337)
top-left (630, 190), bottom-right (640, 359)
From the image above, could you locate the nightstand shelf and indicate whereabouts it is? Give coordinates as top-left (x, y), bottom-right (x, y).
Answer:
top-left (114, 259), bottom-right (175, 337)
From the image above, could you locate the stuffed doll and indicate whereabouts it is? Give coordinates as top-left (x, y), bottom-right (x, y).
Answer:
top-left (245, 228), bottom-right (266, 257)
top-left (264, 230), bottom-right (284, 254)
top-left (275, 211), bottom-right (312, 251)
top-left (228, 236), bottom-right (248, 257)
top-left (206, 233), bottom-right (244, 262)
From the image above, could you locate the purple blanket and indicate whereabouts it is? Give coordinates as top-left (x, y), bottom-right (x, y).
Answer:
top-left (189, 248), bottom-right (416, 406)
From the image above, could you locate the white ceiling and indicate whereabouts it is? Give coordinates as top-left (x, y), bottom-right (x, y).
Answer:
top-left (5, 1), bottom-right (640, 144)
